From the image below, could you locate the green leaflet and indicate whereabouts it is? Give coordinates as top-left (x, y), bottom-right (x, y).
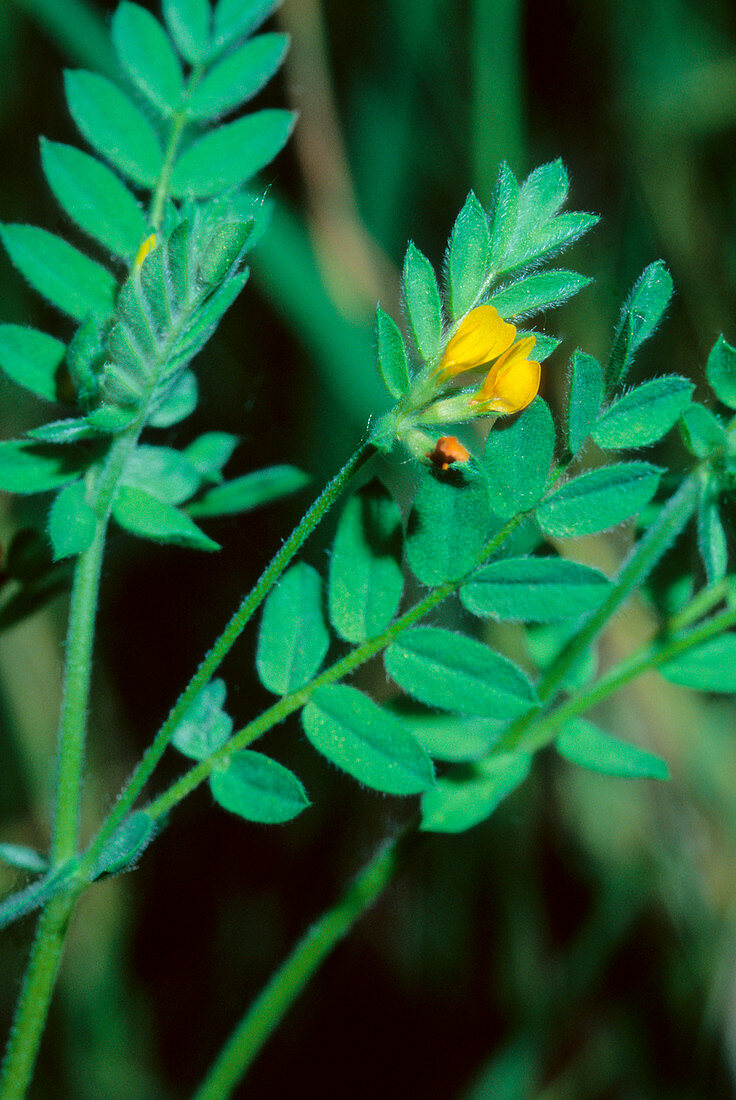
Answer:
top-left (567, 350), bottom-right (603, 455)
top-left (171, 679), bottom-right (233, 760)
top-left (112, 2), bottom-right (184, 118)
top-left (40, 140), bottom-right (148, 260)
top-left (679, 404), bottom-right (725, 458)
top-left (706, 333), bottom-right (736, 410)
top-left (0, 844), bottom-right (48, 874)
top-left (592, 376), bottom-right (694, 450)
top-left (605, 261), bottom-right (673, 387)
top-left (536, 462), bottom-right (662, 538)
top-left (402, 242), bottom-right (442, 361)
top-left (188, 464), bottom-right (309, 517)
top-left (121, 445), bottom-right (202, 505)
top-left (420, 753), bottom-right (531, 833)
top-left (112, 486), bottom-right (220, 551)
top-left (460, 557), bottom-right (612, 622)
top-left (0, 440), bottom-right (88, 495)
top-left (502, 213), bottom-right (599, 276)
top-left (212, 0), bottom-right (281, 51)
top-left (696, 485), bottom-right (727, 585)
top-left (328, 478), bottom-right (403, 643)
top-left (163, 0), bottom-right (212, 64)
top-left (0, 224), bottom-right (116, 321)
top-left (183, 432), bottom-right (239, 481)
top-left (256, 562), bottom-right (329, 694)
top-left (489, 270), bottom-right (591, 321)
top-left (187, 34), bottom-right (289, 121)
top-left (64, 70), bottom-right (163, 188)
top-left (210, 750), bottom-right (309, 824)
top-left (170, 110), bottom-right (295, 199)
top-left (374, 306), bottom-right (410, 399)
top-left (487, 162), bottom-right (519, 268)
top-left (484, 397), bottom-right (555, 518)
top-left (90, 812), bottom-right (156, 877)
top-left (385, 627), bottom-right (537, 719)
top-left (556, 718), bottom-right (668, 780)
top-left (405, 466), bottom-right (490, 585)
top-left (48, 481), bottom-right (97, 561)
top-left (302, 684), bottom-right (435, 796)
top-left (446, 191), bottom-right (490, 320)
top-left (149, 371), bottom-right (199, 427)
top-left (516, 159), bottom-right (569, 231)
top-left (385, 701), bottom-right (504, 763)
top-left (660, 635), bottom-right (736, 692)
top-left (0, 325), bottom-right (65, 402)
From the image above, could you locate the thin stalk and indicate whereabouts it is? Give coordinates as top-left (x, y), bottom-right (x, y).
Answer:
top-left (78, 442), bottom-right (376, 874)
top-left (194, 593), bottom-right (736, 1097)
top-left (193, 828), bottom-right (418, 1100)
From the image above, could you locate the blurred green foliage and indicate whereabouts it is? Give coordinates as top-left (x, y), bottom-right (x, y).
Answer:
top-left (2, 0), bottom-right (736, 1096)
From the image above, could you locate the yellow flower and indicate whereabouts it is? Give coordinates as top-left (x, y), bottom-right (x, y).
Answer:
top-left (134, 233), bottom-right (157, 272)
top-left (437, 304), bottom-right (516, 380)
top-left (471, 335), bottom-right (540, 414)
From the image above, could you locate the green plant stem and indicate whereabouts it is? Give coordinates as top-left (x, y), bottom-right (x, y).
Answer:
top-left (0, 893), bottom-right (81, 1100)
top-left (193, 828), bottom-right (418, 1100)
top-left (149, 109), bottom-right (188, 233)
top-left (194, 593), bottom-right (736, 1096)
top-left (78, 442), bottom-right (376, 874)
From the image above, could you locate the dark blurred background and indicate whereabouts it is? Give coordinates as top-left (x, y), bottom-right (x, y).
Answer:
top-left (2, 0), bottom-right (736, 1096)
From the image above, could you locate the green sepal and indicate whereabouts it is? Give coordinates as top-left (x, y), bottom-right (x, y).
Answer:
top-left (112, 486), bottom-right (220, 551)
top-left (536, 462), bottom-right (662, 537)
top-left (385, 626), bottom-right (538, 719)
top-left (170, 110), bottom-right (295, 199)
top-left (375, 306), bottom-right (410, 398)
top-left (210, 750), bottom-right (310, 824)
top-left (556, 718), bottom-right (668, 779)
top-left (488, 269), bottom-right (591, 321)
top-left (420, 753), bottom-right (531, 834)
top-left (0, 325), bottom-right (66, 402)
top-left (328, 478), bottom-right (403, 643)
top-left (302, 684), bottom-right (435, 796)
top-left (187, 33), bottom-right (289, 120)
top-left (188, 464), bottom-right (309, 518)
top-left (256, 562), bottom-right (330, 694)
top-left (48, 481), bottom-right (97, 560)
top-left (112, 2), bottom-right (184, 118)
top-left (592, 376), bottom-right (694, 450)
top-left (0, 440), bottom-right (88, 495)
top-left (40, 139), bottom-right (148, 260)
top-left (679, 404), bottom-right (726, 458)
top-left (484, 397), bottom-right (555, 518)
top-left (660, 635), bottom-right (736, 692)
top-left (446, 191), bottom-right (490, 320)
top-left (460, 557), bottom-right (612, 622)
top-left (567, 350), bottom-right (603, 454)
top-left (406, 465), bottom-right (490, 586)
top-left (605, 261), bottom-right (673, 387)
top-left (402, 242), bottom-right (442, 362)
top-left (64, 70), bottom-right (163, 188)
top-left (171, 679), bottom-right (233, 760)
top-left (705, 333), bottom-right (736, 409)
top-left (0, 224), bottom-right (116, 322)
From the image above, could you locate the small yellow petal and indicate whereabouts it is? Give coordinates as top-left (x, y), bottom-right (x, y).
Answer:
top-left (438, 304), bottom-right (516, 379)
top-left (472, 336), bottom-right (540, 414)
top-left (134, 232), bottom-right (157, 271)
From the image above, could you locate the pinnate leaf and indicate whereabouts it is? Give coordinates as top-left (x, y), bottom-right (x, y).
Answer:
top-left (188, 464), bottom-right (309, 518)
top-left (210, 750), bottom-right (309, 824)
top-left (421, 753), bottom-right (531, 833)
top-left (605, 261), bottom-right (673, 387)
top-left (171, 110), bottom-right (295, 199)
top-left (0, 325), bottom-right (65, 402)
top-left (460, 557), bottom-right (612, 622)
top-left (556, 718), bottom-right (668, 779)
top-left (0, 440), bottom-right (87, 495)
top-left (402, 242), bottom-right (442, 361)
top-left (446, 191), bottom-right (490, 319)
top-left (213, 0), bottom-right (281, 50)
top-left (256, 562), bottom-right (329, 694)
top-left (187, 34), bottom-right (288, 120)
top-left (592, 376), bottom-right (693, 450)
top-left (489, 270), bottom-right (591, 321)
top-left (484, 397), bottom-right (555, 518)
top-left (112, 486), bottom-right (220, 551)
top-left (163, 0), bottom-right (212, 64)
top-left (112, 2), bottom-right (184, 117)
top-left (375, 306), bottom-right (410, 399)
top-left (567, 350), bottom-right (603, 453)
top-left (537, 462), bottom-right (662, 538)
top-left (48, 481), bottom-right (97, 560)
top-left (660, 635), bottom-right (736, 692)
top-left (171, 679), bottom-right (233, 760)
top-left (705, 333), bottom-right (736, 410)
top-left (406, 466), bottom-right (490, 585)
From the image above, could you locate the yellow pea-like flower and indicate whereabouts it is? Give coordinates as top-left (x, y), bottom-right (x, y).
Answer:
top-left (437, 304), bottom-right (516, 380)
top-left (471, 335), bottom-right (540, 414)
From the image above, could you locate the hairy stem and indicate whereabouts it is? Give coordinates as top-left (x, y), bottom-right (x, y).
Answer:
top-left (78, 442), bottom-right (376, 875)
top-left (194, 828), bottom-right (418, 1100)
